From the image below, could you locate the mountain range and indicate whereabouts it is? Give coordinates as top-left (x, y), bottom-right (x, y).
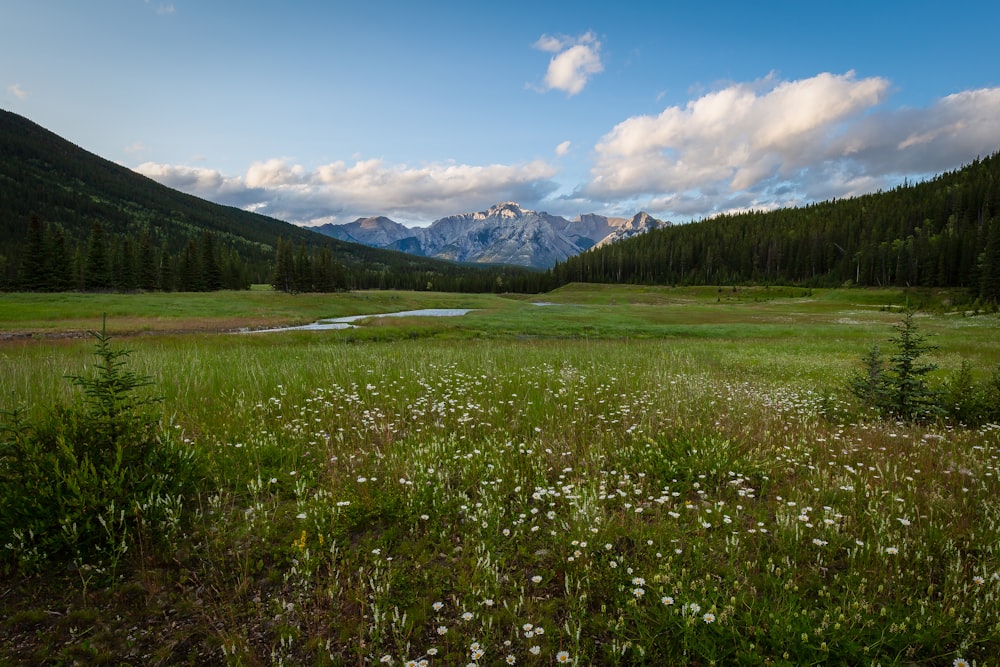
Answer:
top-left (313, 203), bottom-right (668, 269)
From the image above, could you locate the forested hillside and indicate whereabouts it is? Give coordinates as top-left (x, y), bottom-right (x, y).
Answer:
top-left (552, 153), bottom-right (1000, 300)
top-left (0, 110), bottom-right (545, 293)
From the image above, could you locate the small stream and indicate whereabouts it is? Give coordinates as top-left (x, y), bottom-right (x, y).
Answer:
top-left (247, 308), bottom-right (477, 333)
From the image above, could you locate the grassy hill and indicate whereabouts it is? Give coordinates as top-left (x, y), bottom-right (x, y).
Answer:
top-left (0, 109), bottom-right (544, 292)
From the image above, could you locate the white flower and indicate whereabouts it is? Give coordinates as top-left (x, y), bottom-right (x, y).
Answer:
top-left (885, 546), bottom-right (899, 555)
top-left (662, 596), bottom-right (674, 605)
top-left (531, 575), bottom-right (542, 583)
top-left (432, 601), bottom-right (444, 611)
top-left (506, 655), bottom-right (516, 665)
top-left (703, 612), bottom-right (716, 623)
top-left (529, 646), bottom-right (541, 655)
top-left (556, 650), bottom-right (571, 663)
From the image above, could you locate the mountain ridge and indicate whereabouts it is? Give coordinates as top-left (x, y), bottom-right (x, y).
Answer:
top-left (314, 202), bottom-right (668, 269)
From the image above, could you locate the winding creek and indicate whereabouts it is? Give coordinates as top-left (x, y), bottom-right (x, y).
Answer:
top-left (246, 308), bottom-right (477, 333)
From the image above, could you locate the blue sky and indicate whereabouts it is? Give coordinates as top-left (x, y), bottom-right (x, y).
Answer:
top-left (3, 1), bottom-right (1000, 227)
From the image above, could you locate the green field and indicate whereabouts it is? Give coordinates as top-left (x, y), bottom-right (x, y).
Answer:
top-left (2, 285), bottom-right (999, 665)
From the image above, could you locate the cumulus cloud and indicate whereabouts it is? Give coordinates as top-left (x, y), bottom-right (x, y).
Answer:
top-left (7, 83), bottom-right (28, 100)
top-left (533, 31), bottom-right (603, 96)
top-left (585, 71), bottom-right (1000, 220)
top-left (555, 140), bottom-right (572, 157)
top-left (135, 158), bottom-right (560, 226)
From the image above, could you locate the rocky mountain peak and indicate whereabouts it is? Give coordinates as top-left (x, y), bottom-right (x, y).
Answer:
top-left (474, 202), bottom-right (532, 221)
top-left (315, 202), bottom-right (669, 269)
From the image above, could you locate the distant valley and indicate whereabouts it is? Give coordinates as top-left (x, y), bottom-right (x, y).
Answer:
top-left (313, 202), bottom-right (667, 269)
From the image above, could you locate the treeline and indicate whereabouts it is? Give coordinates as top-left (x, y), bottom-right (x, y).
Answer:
top-left (552, 152), bottom-right (1000, 300)
top-left (16, 217), bottom-right (251, 292)
top-left (269, 236), bottom-right (553, 294)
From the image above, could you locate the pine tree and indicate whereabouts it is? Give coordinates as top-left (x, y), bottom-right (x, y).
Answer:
top-left (158, 241), bottom-right (174, 292)
top-left (294, 243), bottom-right (311, 292)
top-left (979, 216), bottom-right (1000, 302)
top-left (271, 237), bottom-right (295, 293)
top-left (19, 215), bottom-right (49, 290)
top-left (886, 311), bottom-right (940, 421)
top-left (178, 239), bottom-right (202, 291)
top-left (138, 232), bottom-right (158, 291)
top-left (48, 228), bottom-right (71, 291)
top-left (84, 222), bottom-right (112, 290)
top-left (200, 231), bottom-right (222, 291)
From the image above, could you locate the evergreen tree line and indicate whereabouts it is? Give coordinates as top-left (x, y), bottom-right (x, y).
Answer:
top-left (269, 236), bottom-right (553, 294)
top-left (551, 152), bottom-right (1000, 301)
top-left (13, 218), bottom-right (251, 292)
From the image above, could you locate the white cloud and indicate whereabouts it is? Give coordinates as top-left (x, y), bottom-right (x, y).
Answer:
top-left (532, 34), bottom-right (567, 53)
top-left (585, 71), bottom-right (1000, 220)
top-left (134, 162), bottom-right (244, 196)
top-left (7, 83), bottom-right (28, 100)
top-left (533, 31), bottom-right (603, 96)
top-left (555, 140), bottom-right (572, 157)
top-left (135, 157), bottom-right (560, 226)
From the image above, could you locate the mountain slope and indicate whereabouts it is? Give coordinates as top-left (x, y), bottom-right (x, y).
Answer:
top-left (0, 109), bottom-right (541, 292)
top-left (315, 202), bottom-right (667, 269)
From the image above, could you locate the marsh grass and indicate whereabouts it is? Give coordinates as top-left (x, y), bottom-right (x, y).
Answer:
top-left (1, 286), bottom-right (999, 664)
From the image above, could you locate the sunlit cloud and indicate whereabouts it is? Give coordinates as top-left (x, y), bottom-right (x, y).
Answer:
top-left (7, 83), bottom-right (28, 100)
top-left (584, 71), bottom-right (1000, 220)
top-left (532, 31), bottom-right (603, 96)
top-left (135, 158), bottom-right (560, 226)
top-left (136, 71), bottom-right (1000, 228)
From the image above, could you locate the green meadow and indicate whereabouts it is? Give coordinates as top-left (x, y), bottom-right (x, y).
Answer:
top-left (1, 285), bottom-right (999, 665)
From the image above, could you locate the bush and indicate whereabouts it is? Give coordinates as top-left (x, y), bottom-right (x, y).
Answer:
top-left (0, 325), bottom-right (201, 579)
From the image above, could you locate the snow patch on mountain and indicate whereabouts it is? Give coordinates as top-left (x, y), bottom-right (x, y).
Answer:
top-left (313, 203), bottom-right (668, 269)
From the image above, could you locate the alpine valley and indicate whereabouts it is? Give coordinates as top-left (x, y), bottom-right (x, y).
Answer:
top-left (313, 203), bottom-right (668, 269)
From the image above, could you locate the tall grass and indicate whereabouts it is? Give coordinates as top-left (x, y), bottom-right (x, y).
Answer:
top-left (1, 288), bottom-right (998, 664)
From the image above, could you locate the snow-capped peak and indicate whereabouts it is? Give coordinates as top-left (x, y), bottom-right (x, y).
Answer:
top-left (473, 202), bottom-right (533, 220)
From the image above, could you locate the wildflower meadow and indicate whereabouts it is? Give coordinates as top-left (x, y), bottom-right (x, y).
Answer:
top-left (1, 286), bottom-right (998, 665)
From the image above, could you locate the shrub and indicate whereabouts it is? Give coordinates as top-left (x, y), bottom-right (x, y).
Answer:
top-left (0, 324), bottom-right (201, 579)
